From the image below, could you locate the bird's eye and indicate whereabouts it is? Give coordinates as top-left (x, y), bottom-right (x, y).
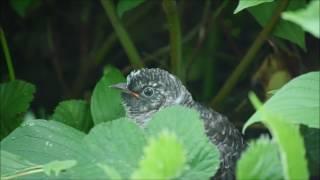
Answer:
top-left (142, 87), bottom-right (154, 97)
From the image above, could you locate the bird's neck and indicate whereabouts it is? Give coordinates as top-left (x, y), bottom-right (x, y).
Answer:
top-left (173, 85), bottom-right (195, 107)
top-left (172, 85), bottom-right (215, 119)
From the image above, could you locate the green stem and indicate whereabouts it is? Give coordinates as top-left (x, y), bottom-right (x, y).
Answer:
top-left (142, 21), bottom-right (200, 63)
top-left (162, 0), bottom-right (183, 80)
top-left (93, 33), bottom-right (117, 65)
top-left (210, 0), bottom-right (289, 108)
top-left (0, 27), bottom-right (15, 81)
top-left (100, 0), bottom-right (144, 68)
top-left (2, 166), bottom-right (43, 180)
top-left (93, 1), bottom-right (155, 65)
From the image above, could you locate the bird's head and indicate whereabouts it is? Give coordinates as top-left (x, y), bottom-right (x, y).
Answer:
top-left (111, 68), bottom-right (192, 126)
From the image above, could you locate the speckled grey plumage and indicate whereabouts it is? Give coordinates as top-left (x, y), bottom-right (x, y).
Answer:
top-left (117, 68), bottom-right (246, 179)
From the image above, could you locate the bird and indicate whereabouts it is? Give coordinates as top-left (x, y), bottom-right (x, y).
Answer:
top-left (111, 68), bottom-right (246, 179)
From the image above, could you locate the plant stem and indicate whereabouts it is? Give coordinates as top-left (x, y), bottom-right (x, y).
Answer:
top-left (93, 33), bottom-right (117, 65)
top-left (100, 0), bottom-right (144, 68)
top-left (2, 166), bottom-right (43, 180)
top-left (0, 27), bottom-right (15, 81)
top-left (93, 1), bottom-right (155, 65)
top-left (210, 0), bottom-right (289, 108)
top-left (47, 22), bottom-right (70, 96)
top-left (142, 21), bottom-right (200, 63)
top-left (185, 0), bottom-right (229, 76)
top-left (162, 0), bottom-right (183, 81)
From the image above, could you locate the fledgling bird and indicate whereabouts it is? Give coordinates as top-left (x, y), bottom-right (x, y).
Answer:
top-left (111, 68), bottom-right (246, 179)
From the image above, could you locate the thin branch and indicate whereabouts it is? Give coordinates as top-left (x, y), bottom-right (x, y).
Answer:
top-left (92, 0), bottom-right (155, 65)
top-left (185, 0), bottom-right (212, 72)
top-left (219, 19), bottom-right (242, 57)
top-left (210, 0), bottom-right (289, 108)
top-left (0, 27), bottom-right (15, 81)
top-left (71, 6), bottom-right (91, 97)
top-left (185, 0), bottom-right (229, 75)
top-left (47, 22), bottom-right (70, 97)
top-left (142, 0), bottom-right (227, 67)
top-left (69, 1), bottom-right (153, 97)
top-left (100, 0), bottom-right (144, 68)
top-left (142, 24), bottom-right (198, 62)
top-left (162, 0), bottom-right (183, 80)
top-left (93, 31), bottom-right (117, 65)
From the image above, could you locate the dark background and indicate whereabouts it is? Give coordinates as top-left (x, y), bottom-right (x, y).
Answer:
top-left (1, 0), bottom-right (319, 130)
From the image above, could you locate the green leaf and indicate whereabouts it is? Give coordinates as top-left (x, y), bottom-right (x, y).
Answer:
top-left (1, 151), bottom-right (76, 179)
top-left (84, 118), bottom-right (147, 178)
top-left (1, 120), bottom-right (102, 178)
top-left (236, 136), bottom-right (283, 180)
top-left (1, 120), bottom-right (87, 156)
top-left (1, 106), bottom-right (220, 179)
top-left (9, 0), bottom-right (37, 17)
top-left (0, 80), bottom-right (35, 139)
top-left (1, 150), bottom-right (37, 178)
top-left (1, 118), bottom-right (144, 179)
top-left (266, 116), bottom-right (309, 179)
top-left (301, 126), bottom-right (320, 177)
top-left (248, 0), bottom-right (306, 50)
top-left (1, 120), bottom-right (90, 179)
top-left (282, 0), bottom-right (320, 38)
top-left (90, 66), bottom-right (126, 124)
top-left (146, 106), bottom-right (220, 179)
top-left (244, 72), bottom-right (320, 132)
top-left (51, 100), bottom-right (93, 132)
top-left (116, 0), bottom-right (145, 18)
top-left (43, 160), bottom-right (77, 176)
top-left (246, 93), bottom-right (309, 179)
top-left (234, 0), bottom-right (274, 14)
top-left (97, 163), bottom-right (123, 180)
top-left (132, 130), bottom-right (186, 179)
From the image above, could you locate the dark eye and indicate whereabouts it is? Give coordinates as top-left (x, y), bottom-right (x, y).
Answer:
top-left (142, 87), bottom-right (154, 97)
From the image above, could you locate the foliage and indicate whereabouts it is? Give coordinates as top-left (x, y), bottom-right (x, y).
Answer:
top-left (51, 100), bottom-right (93, 133)
top-left (234, 0), bottom-right (274, 14)
top-left (0, 80), bottom-right (35, 139)
top-left (9, 0), bottom-right (39, 17)
top-left (146, 106), bottom-right (220, 179)
top-left (131, 130), bottom-right (186, 179)
top-left (116, 0), bottom-right (145, 18)
top-left (236, 136), bottom-right (283, 180)
top-left (1, 150), bottom-right (76, 179)
top-left (236, 71), bottom-right (320, 180)
top-left (0, 105), bottom-right (220, 179)
top-left (301, 126), bottom-right (320, 177)
top-left (1, 0), bottom-right (320, 179)
top-left (2, 69), bottom-right (318, 179)
top-left (42, 160), bottom-right (77, 176)
top-left (282, 0), bottom-right (320, 38)
top-left (244, 72), bottom-right (320, 131)
top-left (242, 0), bottom-right (306, 50)
top-left (91, 66), bottom-right (126, 125)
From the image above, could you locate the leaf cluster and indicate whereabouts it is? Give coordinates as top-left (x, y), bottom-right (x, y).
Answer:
top-left (0, 69), bottom-right (219, 179)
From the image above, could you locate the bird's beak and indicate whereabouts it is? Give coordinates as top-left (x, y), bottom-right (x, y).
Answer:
top-left (109, 83), bottom-right (140, 98)
top-left (110, 82), bottom-right (127, 91)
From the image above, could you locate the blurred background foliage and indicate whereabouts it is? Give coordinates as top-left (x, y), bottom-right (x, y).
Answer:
top-left (1, 0), bottom-right (319, 179)
top-left (0, 0), bottom-right (319, 132)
